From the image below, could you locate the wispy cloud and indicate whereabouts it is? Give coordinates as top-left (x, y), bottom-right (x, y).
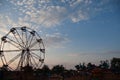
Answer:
top-left (45, 33), bottom-right (70, 48)
top-left (0, 0), bottom-right (113, 29)
top-left (0, 0), bottom-right (116, 48)
top-left (67, 53), bottom-right (80, 57)
top-left (105, 50), bottom-right (120, 54)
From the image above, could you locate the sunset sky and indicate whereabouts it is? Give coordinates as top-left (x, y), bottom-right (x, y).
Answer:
top-left (0, 0), bottom-right (120, 69)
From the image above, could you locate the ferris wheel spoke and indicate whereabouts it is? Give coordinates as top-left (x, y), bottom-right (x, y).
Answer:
top-left (17, 51), bottom-right (26, 69)
top-left (29, 49), bottom-right (45, 53)
top-left (7, 41), bottom-right (21, 50)
top-left (30, 55), bottom-right (37, 68)
top-left (29, 38), bottom-right (42, 49)
top-left (2, 65), bottom-right (14, 71)
top-left (7, 53), bottom-right (21, 65)
top-left (0, 57), bottom-right (5, 65)
top-left (16, 29), bottom-right (25, 47)
top-left (25, 33), bottom-right (31, 48)
top-left (21, 29), bottom-right (27, 47)
top-left (29, 41), bottom-right (38, 48)
top-left (29, 55), bottom-right (35, 67)
top-left (0, 42), bottom-right (7, 65)
top-left (2, 50), bottom-right (21, 52)
top-left (35, 35), bottom-right (43, 45)
top-left (8, 66), bottom-right (14, 71)
top-left (30, 49), bottom-right (41, 51)
top-left (28, 35), bottom-right (34, 48)
top-left (21, 54), bottom-right (26, 67)
top-left (31, 52), bottom-right (41, 60)
top-left (25, 29), bottom-right (28, 47)
top-left (12, 33), bottom-right (22, 47)
top-left (31, 52), bottom-right (44, 63)
top-left (21, 30), bottom-right (25, 47)
top-left (0, 41), bottom-right (3, 50)
top-left (21, 51), bottom-right (27, 67)
top-left (31, 55), bottom-right (40, 60)
top-left (38, 62), bottom-right (43, 68)
top-left (2, 54), bottom-right (7, 65)
top-left (1, 42), bottom-right (5, 50)
top-left (7, 37), bottom-right (24, 48)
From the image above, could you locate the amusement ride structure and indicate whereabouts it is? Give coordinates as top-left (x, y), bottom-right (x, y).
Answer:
top-left (0, 27), bottom-right (45, 71)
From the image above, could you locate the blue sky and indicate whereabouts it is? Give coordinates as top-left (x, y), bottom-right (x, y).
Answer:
top-left (0, 0), bottom-right (120, 69)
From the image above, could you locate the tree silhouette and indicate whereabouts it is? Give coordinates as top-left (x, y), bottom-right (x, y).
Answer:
top-left (99, 60), bottom-right (109, 69)
top-left (42, 65), bottom-right (50, 76)
top-left (111, 58), bottom-right (120, 73)
top-left (75, 63), bottom-right (86, 71)
top-left (75, 64), bottom-right (80, 71)
top-left (52, 65), bottom-right (65, 75)
top-left (87, 62), bottom-right (96, 71)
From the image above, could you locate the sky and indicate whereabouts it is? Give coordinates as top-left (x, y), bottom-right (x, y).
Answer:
top-left (0, 0), bottom-right (120, 69)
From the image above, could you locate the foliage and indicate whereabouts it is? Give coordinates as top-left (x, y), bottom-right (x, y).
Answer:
top-left (75, 63), bottom-right (86, 71)
top-left (51, 65), bottom-right (65, 75)
top-left (99, 60), bottom-right (109, 69)
top-left (111, 58), bottom-right (120, 73)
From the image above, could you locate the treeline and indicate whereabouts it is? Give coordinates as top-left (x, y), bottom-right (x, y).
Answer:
top-left (0, 57), bottom-right (120, 75)
top-left (0, 57), bottom-right (120, 80)
top-left (36, 57), bottom-right (120, 76)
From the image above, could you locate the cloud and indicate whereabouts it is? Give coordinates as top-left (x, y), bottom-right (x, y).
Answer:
top-left (70, 10), bottom-right (89, 22)
top-left (8, 0), bottom-right (68, 28)
top-left (0, 0), bottom-right (115, 36)
top-left (67, 53), bottom-right (80, 57)
top-left (61, 0), bottom-right (83, 7)
top-left (0, 16), bottom-right (12, 35)
top-left (45, 33), bottom-right (70, 48)
top-left (28, 6), bottom-right (67, 27)
top-left (0, 0), bottom-right (112, 29)
top-left (105, 50), bottom-right (120, 54)
top-left (0, 15), bottom-right (70, 49)
top-left (0, 15), bottom-right (22, 35)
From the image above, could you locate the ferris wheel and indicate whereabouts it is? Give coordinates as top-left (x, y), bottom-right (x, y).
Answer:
top-left (0, 27), bottom-right (45, 71)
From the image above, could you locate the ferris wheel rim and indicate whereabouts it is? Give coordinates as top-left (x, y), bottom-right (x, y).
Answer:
top-left (0, 26), bottom-right (45, 71)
